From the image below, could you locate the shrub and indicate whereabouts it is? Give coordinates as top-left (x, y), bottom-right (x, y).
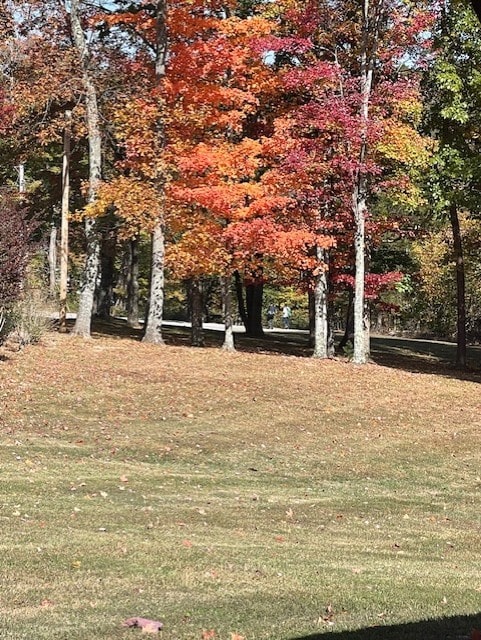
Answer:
top-left (0, 194), bottom-right (38, 307)
top-left (3, 292), bottom-right (54, 347)
top-left (0, 193), bottom-right (39, 346)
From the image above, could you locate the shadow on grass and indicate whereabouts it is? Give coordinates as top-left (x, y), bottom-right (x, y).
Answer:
top-left (64, 317), bottom-right (481, 383)
top-left (291, 612), bottom-right (481, 640)
top-left (369, 335), bottom-right (481, 381)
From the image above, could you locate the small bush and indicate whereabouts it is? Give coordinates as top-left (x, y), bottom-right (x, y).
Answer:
top-left (342, 340), bottom-right (354, 360)
top-left (1, 293), bottom-right (54, 348)
top-left (0, 195), bottom-right (38, 307)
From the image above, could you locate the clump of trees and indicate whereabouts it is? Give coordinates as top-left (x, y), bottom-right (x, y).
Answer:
top-left (1, 0), bottom-right (481, 367)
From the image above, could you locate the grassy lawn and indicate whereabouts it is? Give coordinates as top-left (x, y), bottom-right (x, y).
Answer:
top-left (0, 325), bottom-right (480, 639)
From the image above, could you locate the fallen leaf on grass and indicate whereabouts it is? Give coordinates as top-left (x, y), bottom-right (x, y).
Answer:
top-left (201, 630), bottom-right (216, 639)
top-left (230, 634), bottom-right (245, 640)
top-left (182, 539), bottom-right (193, 548)
top-left (40, 599), bottom-right (55, 608)
top-left (122, 617), bottom-right (163, 633)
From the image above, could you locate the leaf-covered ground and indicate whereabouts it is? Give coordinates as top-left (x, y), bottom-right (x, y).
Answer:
top-left (0, 330), bottom-right (480, 640)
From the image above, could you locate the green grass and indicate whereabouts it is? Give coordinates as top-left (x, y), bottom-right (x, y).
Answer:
top-left (0, 329), bottom-right (480, 639)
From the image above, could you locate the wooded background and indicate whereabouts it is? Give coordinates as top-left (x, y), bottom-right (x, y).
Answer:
top-left (2, 0), bottom-right (481, 368)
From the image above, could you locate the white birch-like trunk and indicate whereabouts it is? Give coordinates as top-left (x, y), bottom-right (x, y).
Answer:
top-left (352, 0), bottom-right (381, 364)
top-left (221, 274), bottom-right (235, 351)
top-left (353, 181), bottom-right (368, 363)
top-left (143, 0), bottom-right (168, 345)
top-left (59, 110), bottom-right (71, 331)
top-left (48, 225), bottom-right (57, 299)
top-left (143, 223), bottom-right (165, 344)
top-left (312, 247), bottom-right (329, 359)
top-left (69, 0), bottom-right (101, 338)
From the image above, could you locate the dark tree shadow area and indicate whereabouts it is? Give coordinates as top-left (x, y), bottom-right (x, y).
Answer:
top-left (62, 317), bottom-right (481, 383)
top-left (291, 612), bottom-right (481, 640)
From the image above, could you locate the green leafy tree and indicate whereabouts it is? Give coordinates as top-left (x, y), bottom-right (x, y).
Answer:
top-left (422, 0), bottom-right (481, 367)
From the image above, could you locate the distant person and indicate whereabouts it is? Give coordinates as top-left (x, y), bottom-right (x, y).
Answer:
top-left (266, 303), bottom-right (276, 329)
top-left (282, 304), bottom-right (292, 329)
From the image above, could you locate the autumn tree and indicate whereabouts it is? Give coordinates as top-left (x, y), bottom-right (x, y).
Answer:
top-left (82, 1), bottom-right (169, 343)
top-left (165, 2), bottom-right (278, 343)
top-left (94, 0), bottom-right (279, 344)
top-left (422, 0), bottom-right (481, 368)
top-left (258, 0), bottom-right (432, 360)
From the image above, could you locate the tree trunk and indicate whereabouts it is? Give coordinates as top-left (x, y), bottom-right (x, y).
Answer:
top-left (142, 0), bottom-right (168, 345)
top-left (143, 223), bottom-right (165, 344)
top-left (48, 225), bottom-right (57, 299)
top-left (59, 110), bottom-right (71, 332)
top-left (308, 288), bottom-right (315, 347)
top-left (327, 278), bottom-right (335, 357)
top-left (221, 274), bottom-right (235, 351)
top-left (450, 201), bottom-right (467, 369)
top-left (245, 282), bottom-right (264, 337)
top-left (312, 248), bottom-right (329, 358)
top-left (18, 163), bottom-right (25, 193)
top-left (353, 182), bottom-right (367, 363)
top-left (96, 227), bottom-right (116, 319)
top-left (126, 238), bottom-right (141, 328)
top-left (189, 278), bottom-right (204, 347)
top-left (353, 0), bottom-right (379, 364)
top-left (234, 271), bottom-right (248, 328)
top-left (338, 289), bottom-right (354, 351)
top-left (70, 0), bottom-right (101, 338)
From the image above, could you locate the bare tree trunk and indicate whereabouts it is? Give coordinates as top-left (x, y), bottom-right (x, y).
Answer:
top-left (96, 227), bottom-right (116, 319)
top-left (126, 238), bottom-right (141, 328)
top-left (308, 288), bottom-right (315, 347)
top-left (234, 271), bottom-right (248, 328)
top-left (450, 202), bottom-right (467, 369)
top-left (143, 0), bottom-right (168, 345)
top-left (188, 278), bottom-right (204, 347)
top-left (70, 0), bottom-right (101, 338)
top-left (327, 278), bottom-right (335, 357)
top-left (353, 182), bottom-right (368, 363)
top-left (312, 248), bottom-right (329, 358)
top-left (221, 274), bottom-right (235, 351)
top-left (59, 110), bottom-right (71, 332)
top-left (74, 219), bottom-right (100, 336)
top-left (143, 224), bottom-right (165, 344)
top-left (245, 282), bottom-right (264, 337)
top-left (338, 289), bottom-right (354, 351)
top-left (48, 225), bottom-right (57, 299)
top-left (18, 163), bottom-right (25, 193)
top-left (353, 0), bottom-right (381, 364)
